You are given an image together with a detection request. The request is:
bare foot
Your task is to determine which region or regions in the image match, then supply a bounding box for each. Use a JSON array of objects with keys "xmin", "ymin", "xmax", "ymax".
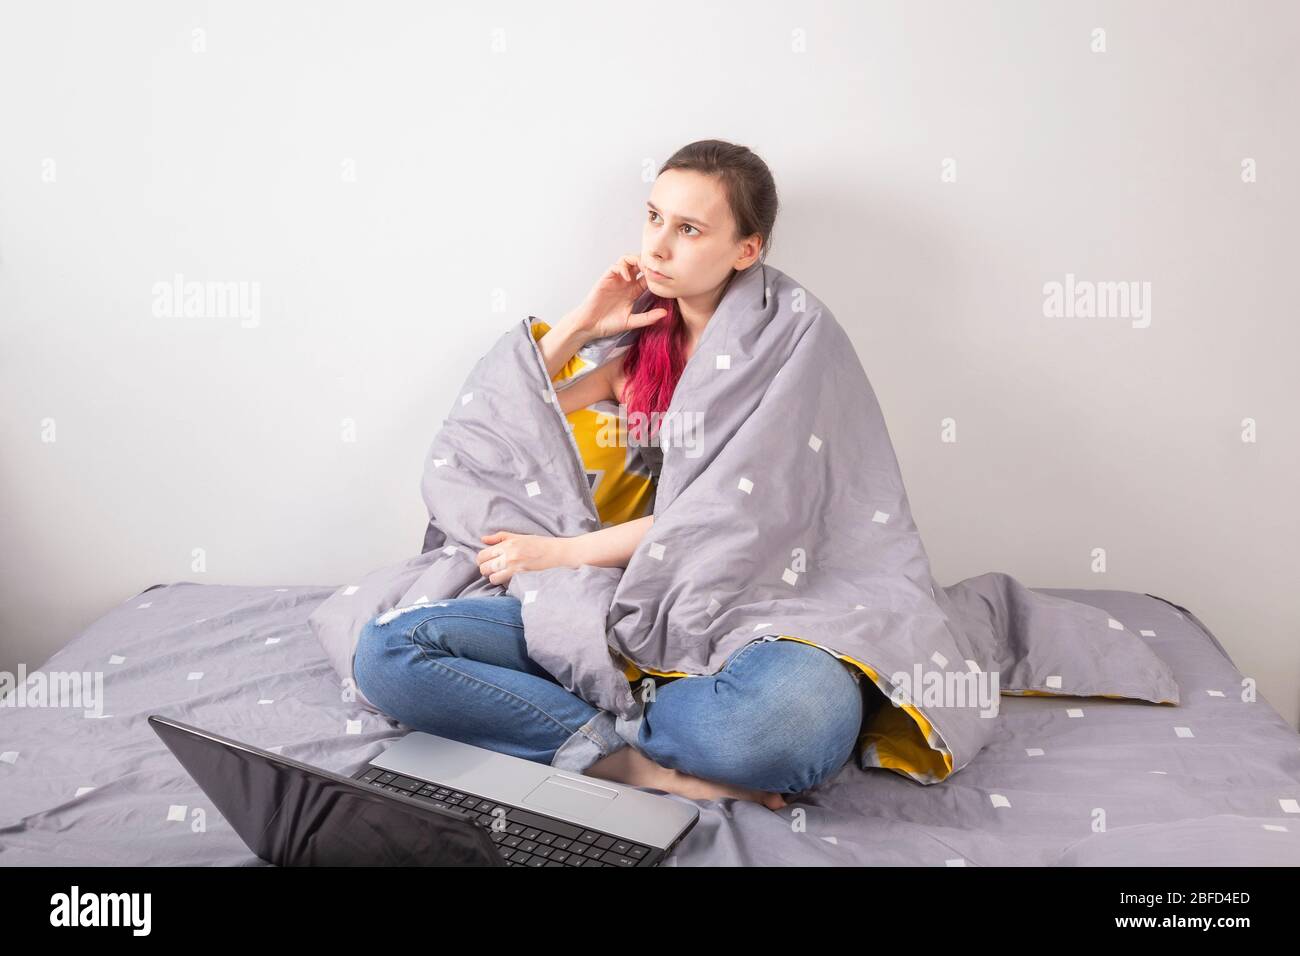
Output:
[{"xmin": 585, "ymin": 745, "xmax": 789, "ymax": 810}]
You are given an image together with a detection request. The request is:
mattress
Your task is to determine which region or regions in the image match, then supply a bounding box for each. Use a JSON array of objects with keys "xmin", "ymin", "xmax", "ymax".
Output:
[{"xmin": 2, "ymin": 581, "xmax": 1298, "ymax": 866}]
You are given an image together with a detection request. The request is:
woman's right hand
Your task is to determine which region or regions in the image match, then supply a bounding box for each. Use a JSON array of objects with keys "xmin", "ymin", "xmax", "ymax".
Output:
[{"xmin": 571, "ymin": 254, "xmax": 670, "ymax": 341}]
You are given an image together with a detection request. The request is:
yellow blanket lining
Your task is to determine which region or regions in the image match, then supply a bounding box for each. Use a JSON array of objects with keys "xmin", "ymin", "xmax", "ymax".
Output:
[{"xmin": 619, "ymin": 636, "xmax": 1176, "ymax": 784}]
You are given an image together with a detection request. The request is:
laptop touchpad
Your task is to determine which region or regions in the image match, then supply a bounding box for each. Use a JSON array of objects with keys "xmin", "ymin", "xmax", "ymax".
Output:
[{"xmin": 522, "ymin": 774, "xmax": 619, "ymax": 819}]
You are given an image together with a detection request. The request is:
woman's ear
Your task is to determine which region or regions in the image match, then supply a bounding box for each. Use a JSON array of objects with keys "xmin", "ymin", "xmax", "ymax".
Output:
[{"xmin": 732, "ymin": 236, "xmax": 763, "ymax": 272}]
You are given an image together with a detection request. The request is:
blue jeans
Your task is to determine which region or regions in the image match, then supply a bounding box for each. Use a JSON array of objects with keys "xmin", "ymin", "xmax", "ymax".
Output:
[{"xmin": 353, "ymin": 595, "xmax": 867, "ymax": 795}]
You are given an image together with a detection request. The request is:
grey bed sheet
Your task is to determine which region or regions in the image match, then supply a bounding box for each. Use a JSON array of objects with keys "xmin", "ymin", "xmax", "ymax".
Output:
[{"xmin": 2, "ymin": 580, "xmax": 1298, "ymax": 866}]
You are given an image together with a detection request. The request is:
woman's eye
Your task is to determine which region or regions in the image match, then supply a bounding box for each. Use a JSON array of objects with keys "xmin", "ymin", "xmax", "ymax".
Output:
[{"xmin": 647, "ymin": 211, "xmax": 695, "ymax": 236}]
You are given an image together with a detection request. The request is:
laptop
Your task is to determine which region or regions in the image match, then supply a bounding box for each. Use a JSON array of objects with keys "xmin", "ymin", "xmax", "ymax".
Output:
[{"xmin": 149, "ymin": 714, "xmax": 699, "ymax": 867}]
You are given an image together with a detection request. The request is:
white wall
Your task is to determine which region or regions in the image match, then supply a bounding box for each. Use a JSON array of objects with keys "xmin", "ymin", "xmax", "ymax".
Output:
[{"xmin": 2, "ymin": 0, "xmax": 1296, "ymax": 727}]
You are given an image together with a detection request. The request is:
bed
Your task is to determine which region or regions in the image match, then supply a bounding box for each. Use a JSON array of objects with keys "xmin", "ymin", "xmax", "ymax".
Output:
[{"xmin": 2, "ymin": 580, "xmax": 1298, "ymax": 866}]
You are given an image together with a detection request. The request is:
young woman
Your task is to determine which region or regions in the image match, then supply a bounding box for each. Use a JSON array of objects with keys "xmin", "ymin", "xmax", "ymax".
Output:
[{"xmin": 353, "ymin": 141, "xmax": 869, "ymax": 810}]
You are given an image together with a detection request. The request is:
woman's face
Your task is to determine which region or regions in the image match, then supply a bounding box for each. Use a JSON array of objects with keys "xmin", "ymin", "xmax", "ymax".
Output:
[{"xmin": 640, "ymin": 168, "xmax": 762, "ymax": 299}]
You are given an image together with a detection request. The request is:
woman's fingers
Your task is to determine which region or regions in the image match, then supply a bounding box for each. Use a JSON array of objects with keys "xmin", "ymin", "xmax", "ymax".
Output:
[
  {"xmin": 626, "ymin": 255, "xmax": 649, "ymax": 293},
  {"xmin": 476, "ymin": 537, "xmax": 507, "ymax": 575},
  {"xmin": 486, "ymin": 555, "xmax": 512, "ymax": 585},
  {"xmin": 628, "ymin": 307, "xmax": 669, "ymax": 328},
  {"xmin": 612, "ymin": 254, "xmax": 642, "ymax": 283}
]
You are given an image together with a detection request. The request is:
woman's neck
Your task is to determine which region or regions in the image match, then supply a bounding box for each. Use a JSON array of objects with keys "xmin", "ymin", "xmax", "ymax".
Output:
[{"xmin": 674, "ymin": 271, "xmax": 736, "ymax": 354}]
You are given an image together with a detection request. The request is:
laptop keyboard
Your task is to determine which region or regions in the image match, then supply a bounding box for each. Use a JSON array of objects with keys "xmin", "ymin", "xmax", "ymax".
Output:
[{"xmin": 356, "ymin": 766, "xmax": 656, "ymax": 866}]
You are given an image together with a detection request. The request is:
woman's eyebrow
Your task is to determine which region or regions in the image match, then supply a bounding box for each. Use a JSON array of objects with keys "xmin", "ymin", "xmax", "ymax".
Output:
[{"xmin": 647, "ymin": 201, "xmax": 710, "ymax": 230}]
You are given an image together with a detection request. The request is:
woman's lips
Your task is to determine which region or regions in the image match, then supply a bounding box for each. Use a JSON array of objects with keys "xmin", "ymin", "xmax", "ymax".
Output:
[{"xmin": 646, "ymin": 267, "xmax": 672, "ymax": 281}]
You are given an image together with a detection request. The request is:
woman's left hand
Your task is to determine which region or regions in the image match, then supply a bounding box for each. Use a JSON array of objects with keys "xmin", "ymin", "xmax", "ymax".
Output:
[{"xmin": 477, "ymin": 531, "xmax": 575, "ymax": 586}]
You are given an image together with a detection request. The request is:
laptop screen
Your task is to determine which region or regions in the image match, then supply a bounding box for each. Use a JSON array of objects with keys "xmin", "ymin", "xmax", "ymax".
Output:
[{"xmin": 149, "ymin": 715, "xmax": 499, "ymax": 866}]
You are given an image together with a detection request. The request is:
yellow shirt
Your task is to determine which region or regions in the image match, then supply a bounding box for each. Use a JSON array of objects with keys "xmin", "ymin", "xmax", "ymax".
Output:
[{"xmin": 530, "ymin": 322, "xmax": 656, "ymax": 528}]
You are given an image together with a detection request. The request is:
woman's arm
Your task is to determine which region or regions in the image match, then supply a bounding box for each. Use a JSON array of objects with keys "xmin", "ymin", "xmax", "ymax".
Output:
[
  {"xmin": 565, "ymin": 515, "xmax": 654, "ymax": 569},
  {"xmin": 478, "ymin": 513, "xmax": 653, "ymax": 584},
  {"xmin": 537, "ymin": 309, "xmax": 595, "ymax": 381},
  {"xmin": 553, "ymin": 358, "xmax": 617, "ymax": 415}
]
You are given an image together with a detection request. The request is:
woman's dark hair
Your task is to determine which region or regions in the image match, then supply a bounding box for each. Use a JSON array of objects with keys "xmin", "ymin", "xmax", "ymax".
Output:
[{"xmin": 622, "ymin": 140, "xmax": 779, "ymax": 445}]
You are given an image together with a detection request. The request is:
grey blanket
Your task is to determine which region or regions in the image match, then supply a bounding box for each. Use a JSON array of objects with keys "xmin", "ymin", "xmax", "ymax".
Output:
[{"xmin": 309, "ymin": 261, "xmax": 1179, "ymax": 784}]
